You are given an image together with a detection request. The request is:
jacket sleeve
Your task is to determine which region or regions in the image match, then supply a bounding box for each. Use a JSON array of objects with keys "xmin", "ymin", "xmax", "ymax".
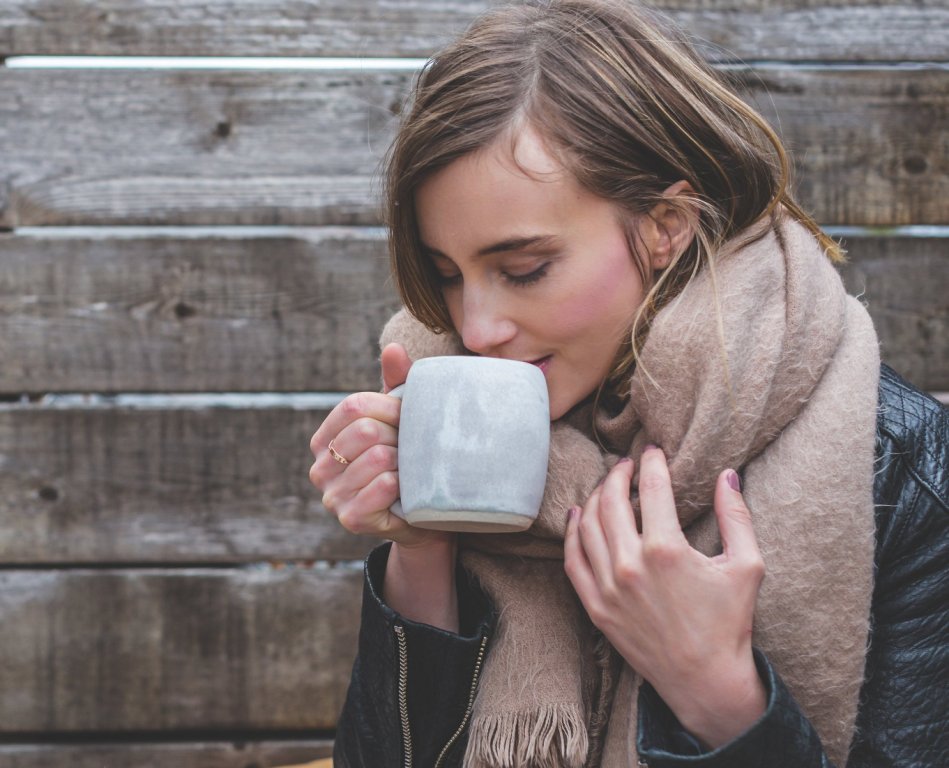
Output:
[
  {"xmin": 334, "ymin": 542, "xmax": 495, "ymax": 768},
  {"xmin": 636, "ymin": 649, "xmax": 833, "ymax": 767},
  {"xmin": 637, "ymin": 366, "xmax": 949, "ymax": 768}
]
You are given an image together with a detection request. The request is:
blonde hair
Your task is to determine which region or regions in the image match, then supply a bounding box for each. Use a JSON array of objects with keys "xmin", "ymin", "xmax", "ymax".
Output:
[{"xmin": 385, "ymin": 0, "xmax": 841, "ymax": 398}]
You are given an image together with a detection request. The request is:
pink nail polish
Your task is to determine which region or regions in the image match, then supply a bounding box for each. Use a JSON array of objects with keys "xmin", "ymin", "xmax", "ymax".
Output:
[
  {"xmin": 727, "ymin": 469, "xmax": 742, "ymax": 492},
  {"xmin": 618, "ymin": 456, "xmax": 632, "ymax": 464},
  {"xmin": 644, "ymin": 443, "xmax": 660, "ymax": 452}
]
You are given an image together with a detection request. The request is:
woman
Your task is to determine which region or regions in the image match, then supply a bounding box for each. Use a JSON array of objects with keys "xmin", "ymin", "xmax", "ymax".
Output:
[{"xmin": 309, "ymin": 1, "xmax": 948, "ymax": 766}]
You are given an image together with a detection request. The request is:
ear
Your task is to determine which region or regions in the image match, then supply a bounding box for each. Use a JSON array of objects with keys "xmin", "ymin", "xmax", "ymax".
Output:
[{"xmin": 637, "ymin": 180, "xmax": 696, "ymax": 271}]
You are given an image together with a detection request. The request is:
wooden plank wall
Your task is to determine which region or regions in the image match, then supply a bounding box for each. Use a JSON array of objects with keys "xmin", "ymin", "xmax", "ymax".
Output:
[{"xmin": 0, "ymin": 1, "xmax": 946, "ymax": 765}]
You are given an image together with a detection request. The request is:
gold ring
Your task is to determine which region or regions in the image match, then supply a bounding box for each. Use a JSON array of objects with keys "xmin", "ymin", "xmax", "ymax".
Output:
[{"xmin": 328, "ymin": 439, "xmax": 350, "ymax": 466}]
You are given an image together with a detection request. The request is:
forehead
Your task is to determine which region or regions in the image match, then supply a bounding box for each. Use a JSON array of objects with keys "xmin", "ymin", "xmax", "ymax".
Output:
[
  {"xmin": 413, "ymin": 126, "xmax": 594, "ymax": 251},
  {"xmin": 507, "ymin": 123, "xmax": 565, "ymax": 177}
]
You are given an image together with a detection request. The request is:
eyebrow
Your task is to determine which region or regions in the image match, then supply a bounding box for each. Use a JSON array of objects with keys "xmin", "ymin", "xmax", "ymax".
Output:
[{"xmin": 421, "ymin": 234, "xmax": 560, "ymax": 259}]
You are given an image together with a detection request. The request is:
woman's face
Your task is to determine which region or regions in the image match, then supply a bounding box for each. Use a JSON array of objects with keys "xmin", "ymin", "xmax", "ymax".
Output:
[{"xmin": 414, "ymin": 126, "xmax": 663, "ymax": 419}]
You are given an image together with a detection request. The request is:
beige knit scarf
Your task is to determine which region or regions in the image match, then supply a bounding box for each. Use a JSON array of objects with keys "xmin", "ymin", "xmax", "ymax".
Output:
[{"xmin": 380, "ymin": 213, "xmax": 880, "ymax": 767}]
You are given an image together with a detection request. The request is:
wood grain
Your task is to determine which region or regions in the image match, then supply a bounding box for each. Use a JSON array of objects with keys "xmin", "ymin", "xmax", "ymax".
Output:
[
  {"xmin": 0, "ymin": 236, "xmax": 943, "ymax": 566},
  {"xmin": 0, "ymin": 568, "xmax": 362, "ymax": 731},
  {"xmin": 0, "ymin": 229, "xmax": 400, "ymax": 392},
  {"xmin": 0, "ymin": 0, "xmax": 945, "ymax": 61},
  {"xmin": 0, "ymin": 403, "xmax": 379, "ymax": 564},
  {"xmin": 0, "ymin": 231, "xmax": 944, "ymax": 396},
  {"xmin": 0, "ymin": 66, "xmax": 945, "ymax": 227},
  {"xmin": 0, "ymin": 741, "xmax": 333, "ymax": 768},
  {"xmin": 729, "ymin": 65, "xmax": 948, "ymax": 227},
  {"xmin": 0, "ymin": 68, "xmax": 410, "ymax": 227},
  {"xmin": 837, "ymin": 234, "xmax": 949, "ymax": 391}
]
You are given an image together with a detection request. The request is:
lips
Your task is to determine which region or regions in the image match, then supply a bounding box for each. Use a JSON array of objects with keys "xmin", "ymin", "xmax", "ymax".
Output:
[{"xmin": 527, "ymin": 355, "xmax": 552, "ymax": 374}]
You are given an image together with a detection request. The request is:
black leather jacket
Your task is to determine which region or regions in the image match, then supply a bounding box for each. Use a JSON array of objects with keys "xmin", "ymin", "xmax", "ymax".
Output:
[{"xmin": 334, "ymin": 365, "xmax": 949, "ymax": 768}]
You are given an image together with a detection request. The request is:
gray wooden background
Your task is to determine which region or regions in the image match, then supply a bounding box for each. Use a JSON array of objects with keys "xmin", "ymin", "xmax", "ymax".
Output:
[{"xmin": 0, "ymin": 1, "xmax": 946, "ymax": 765}]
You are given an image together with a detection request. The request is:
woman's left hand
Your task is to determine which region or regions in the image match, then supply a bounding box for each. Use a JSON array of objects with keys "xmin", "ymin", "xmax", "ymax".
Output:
[{"xmin": 564, "ymin": 445, "xmax": 767, "ymax": 748}]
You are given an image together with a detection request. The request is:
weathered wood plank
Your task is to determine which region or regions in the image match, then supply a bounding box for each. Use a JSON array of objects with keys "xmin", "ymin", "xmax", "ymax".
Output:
[
  {"xmin": 0, "ymin": 229, "xmax": 399, "ymax": 392},
  {"xmin": 0, "ymin": 66, "xmax": 945, "ymax": 227},
  {"xmin": 730, "ymin": 65, "xmax": 948, "ymax": 227},
  {"xmin": 0, "ymin": 403, "xmax": 379, "ymax": 563},
  {"xmin": 0, "ymin": 568, "xmax": 362, "ymax": 731},
  {"xmin": 1, "ymin": 232, "xmax": 945, "ymax": 395},
  {"xmin": 0, "ymin": 741, "xmax": 332, "ymax": 768},
  {"xmin": 0, "ymin": 236, "xmax": 943, "ymax": 565},
  {"xmin": 0, "ymin": 69, "xmax": 410, "ymax": 227},
  {"xmin": 0, "ymin": 0, "xmax": 945, "ymax": 61},
  {"xmin": 837, "ymin": 235, "xmax": 949, "ymax": 392}
]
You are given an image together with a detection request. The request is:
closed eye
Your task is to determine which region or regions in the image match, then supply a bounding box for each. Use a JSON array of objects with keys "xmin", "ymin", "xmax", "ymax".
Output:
[
  {"xmin": 435, "ymin": 271, "xmax": 462, "ymax": 287},
  {"xmin": 504, "ymin": 263, "xmax": 550, "ymax": 286}
]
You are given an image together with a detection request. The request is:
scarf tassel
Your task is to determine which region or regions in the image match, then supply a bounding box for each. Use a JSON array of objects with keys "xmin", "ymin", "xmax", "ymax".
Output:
[{"xmin": 463, "ymin": 704, "xmax": 589, "ymax": 768}]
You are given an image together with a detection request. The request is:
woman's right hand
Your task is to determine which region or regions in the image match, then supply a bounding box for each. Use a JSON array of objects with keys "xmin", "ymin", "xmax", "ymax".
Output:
[{"xmin": 309, "ymin": 343, "xmax": 452, "ymax": 549}]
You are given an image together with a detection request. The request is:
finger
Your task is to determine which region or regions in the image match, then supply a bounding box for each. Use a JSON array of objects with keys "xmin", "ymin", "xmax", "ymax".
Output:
[
  {"xmin": 714, "ymin": 469, "xmax": 763, "ymax": 568},
  {"xmin": 563, "ymin": 506, "xmax": 601, "ymax": 606},
  {"xmin": 309, "ymin": 420, "xmax": 398, "ymax": 493},
  {"xmin": 598, "ymin": 458, "xmax": 642, "ymax": 562},
  {"xmin": 638, "ymin": 445, "xmax": 686, "ymax": 545},
  {"xmin": 310, "ymin": 391, "xmax": 402, "ymax": 457},
  {"xmin": 381, "ymin": 343, "xmax": 413, "ymax": 393},
  {"xmin": 575, "ymin": 485, "xmax": 617, "ymax": 591},
  {"xmin": 337, "ymin": 470, "xmax": 405, "ymax": 537},
  {"xmin": 332, "ymin": 443, "xmax": 399, "ymax": 498},
  {"xmin": 330, "ymin": 418, "xmax": 399, "ymax": 466}
]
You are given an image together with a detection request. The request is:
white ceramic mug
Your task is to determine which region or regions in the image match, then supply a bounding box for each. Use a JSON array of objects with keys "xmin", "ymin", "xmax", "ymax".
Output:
[{"xmin": 389, "ymin": 356, "xmax": 550, "ymax": 533}]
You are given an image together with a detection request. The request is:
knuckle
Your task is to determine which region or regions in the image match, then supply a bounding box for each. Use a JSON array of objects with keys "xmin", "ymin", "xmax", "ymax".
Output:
[
  {"xmin": 638, "ymin": 469, "xmax": 667, "ymax": 494},
  {"xmin": 366, "ymin": 444, "xmax": 392, "ymax": 470},
  {"xmin": 336, "ymin": 507, "xmax": 360, "ymax": 533},
  {"xmin": 321, "ymin": 490, "xmax": 337, "ymax": 513},
  {"xmin": 743, "ymin": 554, "xmax": 766, "ymax": 580},
  {"xmin": 355, "ymin": 417, "xmax": 378, "ymax": 444},
  {"xmin": 613, "ymin": 558, "xmax": 640, "ymax": 587},
  {"xmin": 587, "ymin": 602, "xmax": 610, "ymax": 628},
  {"xmin": 309, "ymin": 431, "xmax": 322, "ymax": 456},
  {"xmin": 340, "ymin": 393, "xmax": 366, "ymax": 419},
  {"xmin": 577, "ymin": 515, "xmax": 596, "ymax": 538},
  {"xmin": 378, "ymin": 470, "xmax": 400, "ymax": 496},
  {"xmin": 642, "ymin": 539, "xmax": 681, "ymax": 566},
  {"xmin": 599, "ymin": 490, "xmax": 629, "ymax": 515},
  {"xmin": 309, "ymin": 462, "xmax": 326, "ymax": 490},
  {"xmin": 726, "ymin": 500, "xmax": 752, "ymax": 522}
]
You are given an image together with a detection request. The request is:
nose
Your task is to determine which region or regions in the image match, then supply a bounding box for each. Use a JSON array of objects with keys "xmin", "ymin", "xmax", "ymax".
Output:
[{"xmin": 457, "ymin": 286, "xmax": 518, "ymax": 355}]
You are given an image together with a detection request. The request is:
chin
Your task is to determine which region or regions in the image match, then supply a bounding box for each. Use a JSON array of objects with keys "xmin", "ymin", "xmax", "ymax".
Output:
[{"xmin": 547, "ymin": 398, "xmax": 571, "ymax": 421}]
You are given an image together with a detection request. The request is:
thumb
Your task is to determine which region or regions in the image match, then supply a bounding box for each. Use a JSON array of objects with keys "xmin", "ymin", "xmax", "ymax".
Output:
[
  {"xmin": 713, "ymin": 469, "xmax": 761, "ymax": 564},
  {"xmin": 381, "ymin": 343, "xmax": 412, "ymax": 393}
]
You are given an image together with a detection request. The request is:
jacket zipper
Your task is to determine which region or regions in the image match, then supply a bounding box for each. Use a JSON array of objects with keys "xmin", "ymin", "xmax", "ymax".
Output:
[
  {"xmin": 394, "ymin": 625, "xmax": 490, "ymax": 768},
  {"xmin": 433, "ymin": 633, "xmax": 490, "ymax": 768},
  {"xmin": 394, "ymin": 624, "xmax": 413, "ymax": 768}
]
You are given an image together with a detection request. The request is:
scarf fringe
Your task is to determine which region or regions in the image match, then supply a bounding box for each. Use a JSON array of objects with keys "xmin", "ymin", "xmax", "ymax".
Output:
[{"xmin": 463, "ymin": 704, "xmax": 589, "ymax": 768}]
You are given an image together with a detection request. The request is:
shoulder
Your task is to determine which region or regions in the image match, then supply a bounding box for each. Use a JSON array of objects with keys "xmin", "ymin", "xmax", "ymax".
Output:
[
  {"xmin": 872, "ymin": 363, "xmax": 948, "ymax": 595},
  {"xmin": 874, "ymin": 363, "xmax": 948, "ymax": 519},
  {"xmin": 853, "ymin": 374, "xmax": 949, "ymax": 764}
]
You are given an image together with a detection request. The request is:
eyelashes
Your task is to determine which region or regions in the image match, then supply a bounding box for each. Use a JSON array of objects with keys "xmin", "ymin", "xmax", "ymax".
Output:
[
  {"xmin": 504, "ymin": 263, "xmax": 550, "ymax": 286},
  {"xmin": 435, "ymin": 272, "xmax": 462, "ymax": 287},
  {"xmin": 436, "ymin": 262, "xmax": 551, "ymax": 288}
]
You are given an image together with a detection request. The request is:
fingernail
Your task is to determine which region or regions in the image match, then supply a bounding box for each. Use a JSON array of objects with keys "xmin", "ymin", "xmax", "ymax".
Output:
[
  {"xmin": 568, "ymin": 505, "xmax": 580, "ymax": 520},
  {"xmin": 644, "ymin": 443, "xmax": 660, "ymax": 452},
  {"xmin": 618, "ymin": 456, "xmax": 632, "ymax": 464},
  {"xmin": 727, "ymin": 469, "xmax": 742, "ymax": 492}
]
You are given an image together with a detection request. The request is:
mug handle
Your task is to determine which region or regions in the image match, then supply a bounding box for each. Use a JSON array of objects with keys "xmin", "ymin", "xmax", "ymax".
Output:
[{"xmin": 386, "ymin": 384, "xmax": 406, "ymax": 520}]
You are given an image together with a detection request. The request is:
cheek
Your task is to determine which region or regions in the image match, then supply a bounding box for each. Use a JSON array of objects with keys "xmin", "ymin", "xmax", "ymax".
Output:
[
  {"xmin": 553, "ymin": 289, "xmax": 612, "ymax": 337},
  {"xmin": 556, "ymin": 254, "xmax": 643, "ymax": 339}
]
